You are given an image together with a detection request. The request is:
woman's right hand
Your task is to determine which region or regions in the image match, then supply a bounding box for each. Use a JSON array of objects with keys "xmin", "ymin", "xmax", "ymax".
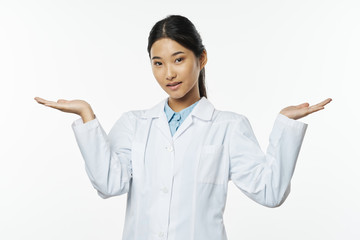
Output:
[{"xmin": 34, "ymin": 97, "xmax": 95, "ymax": 122}]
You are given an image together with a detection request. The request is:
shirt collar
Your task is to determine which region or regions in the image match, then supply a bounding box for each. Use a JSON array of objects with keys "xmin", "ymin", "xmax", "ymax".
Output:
[
  {"xmin": 164, "ymin": 99, "xmax": 199, "ymax": 122},
  {"xmin": 141, "ymin": 96, "xmax": 215, "ymax": 121},
  {"xmin": 164, "ymin": 100, "xmax": 176, "ymax": 121}
]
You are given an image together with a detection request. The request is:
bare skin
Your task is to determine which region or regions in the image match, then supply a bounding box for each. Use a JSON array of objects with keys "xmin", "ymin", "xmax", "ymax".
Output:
[
  {"xmin": 279, "ymin": 98, "xmax": 332, "ymax": 120},
  {"xmin": 150, "ymin": 38, "xmax": 207, "ymax": 112},
  {"xmin": 34, "ymin": 96, "xmax": 332, "ymax": 123},
  {"xmin": 34, "ymin": 38, "xmax": 332, "ymax": 121},
  {"xmin": 34, "ymin": 97, "xmax": 95, "ymax": 123}
]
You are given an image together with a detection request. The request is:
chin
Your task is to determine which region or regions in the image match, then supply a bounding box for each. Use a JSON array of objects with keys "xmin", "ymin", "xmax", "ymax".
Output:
[
  {"xmin": 164, "ymin": 90, "xmax": 183, "ymax": 99},
  {"xmin": 168, "ymin": 94, "xmax": 185, "ymax": 100}
]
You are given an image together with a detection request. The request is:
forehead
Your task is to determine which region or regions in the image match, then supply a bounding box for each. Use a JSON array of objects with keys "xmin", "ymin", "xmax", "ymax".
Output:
[{"xmin": 150, "ymin": 38, "xmax": 190, "ymax": 58}]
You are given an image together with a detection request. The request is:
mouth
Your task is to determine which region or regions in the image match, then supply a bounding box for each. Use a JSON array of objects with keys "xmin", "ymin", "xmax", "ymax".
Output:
[
  {"xmin": 166, "ymin": 81, "xmax": 182, "ymax": 86},
  {"xmin": 166, "ymin": 81, "xmax": 182, "ymax": 90}
]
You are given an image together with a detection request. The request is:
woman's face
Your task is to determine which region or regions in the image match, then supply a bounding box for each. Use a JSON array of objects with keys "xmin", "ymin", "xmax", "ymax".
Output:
[{"xmin": 150, "ymin": 38, "xmax": 207, "ymax": 103}]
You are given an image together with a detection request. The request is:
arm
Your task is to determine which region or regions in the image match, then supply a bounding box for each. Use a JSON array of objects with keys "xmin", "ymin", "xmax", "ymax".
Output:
[
  {"xmin": 229, "ymin": 113, "xmax": 307, "ymax": 208},
  {"xmin": 34, "ymin": 97, "xmax": 135, "ymax": 198},
  {"xmin": 71, "ymin": 112, "xmax": 134, "ymax": 199}
]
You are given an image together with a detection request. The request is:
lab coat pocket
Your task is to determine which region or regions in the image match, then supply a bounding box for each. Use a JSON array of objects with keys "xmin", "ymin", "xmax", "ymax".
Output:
[{"xmin": 198, "ymin": 144, "xmax": 226, "ymax": 184}]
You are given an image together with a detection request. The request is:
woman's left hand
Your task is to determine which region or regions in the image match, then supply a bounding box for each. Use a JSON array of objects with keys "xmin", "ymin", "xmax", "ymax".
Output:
[{"xmin": 280, "ymin": 98, "xmax": 332, "ymax": 120}]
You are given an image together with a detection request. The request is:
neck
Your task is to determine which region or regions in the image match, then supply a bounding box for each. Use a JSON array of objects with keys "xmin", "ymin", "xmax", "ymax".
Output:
[{"xmin": 168, "ymin": 95, "xmax": 201, "ymax": 112}]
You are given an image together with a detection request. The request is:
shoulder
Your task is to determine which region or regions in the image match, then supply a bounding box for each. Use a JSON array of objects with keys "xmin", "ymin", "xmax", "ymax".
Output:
[
  {"xmin": 115, "ymin": 101, "xmax": 160, "ymax": 125},
  {"xmin": 123, "ymin": 110, "xmax": 144, "ymax": 120},
  {"xmin": 211, "ymin": 109, "xmax": 256, "ymax": 140},
  {"xmin": 113, "ymin": 110, "xmax": 144, "ymax": 131},
  {"xmin": 212, "ymin": 109, "xmax": 249, "ymax": 124}
]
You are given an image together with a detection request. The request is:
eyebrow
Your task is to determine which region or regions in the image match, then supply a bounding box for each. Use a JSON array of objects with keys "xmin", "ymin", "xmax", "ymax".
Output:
[{"xmin": 151, "ymin": 51, "xmax": 185, "ymax": 60}]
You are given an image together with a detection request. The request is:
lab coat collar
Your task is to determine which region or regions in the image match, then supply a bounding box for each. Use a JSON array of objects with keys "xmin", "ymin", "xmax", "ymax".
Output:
[{"xmin": 141, "ymin": 96, "xmax": 215, "ymax": 121}]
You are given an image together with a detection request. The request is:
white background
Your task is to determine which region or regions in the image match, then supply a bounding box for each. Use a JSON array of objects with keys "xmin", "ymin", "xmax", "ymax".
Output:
[{"xmin": 1, "ymin": 0, "xmax": 359, "ymax": 239}]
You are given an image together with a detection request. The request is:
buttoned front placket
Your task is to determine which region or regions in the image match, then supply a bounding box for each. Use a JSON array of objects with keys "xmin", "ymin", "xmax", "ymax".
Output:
[
  {"xmin": 151, "ymin": 111, "xmax": 176, "ymax": 240},
  {"xmin": 145, "ymin": 98, "xmax": 203, "ymax": 240},
  {"xmin": 157, "ymin": 140, "xmax": 175, "ymax": 240}
]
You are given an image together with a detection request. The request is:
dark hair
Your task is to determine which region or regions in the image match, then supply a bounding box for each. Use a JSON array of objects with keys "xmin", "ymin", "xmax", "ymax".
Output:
[{"xmin": 147, "ymin": 15, "xmax": 207, "ymax": 98}]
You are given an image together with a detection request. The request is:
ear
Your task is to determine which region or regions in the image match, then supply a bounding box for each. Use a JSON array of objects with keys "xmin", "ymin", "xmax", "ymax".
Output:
[{"xmin": 199, "ymin": 50, "xmax": 208, "ymax": 70}]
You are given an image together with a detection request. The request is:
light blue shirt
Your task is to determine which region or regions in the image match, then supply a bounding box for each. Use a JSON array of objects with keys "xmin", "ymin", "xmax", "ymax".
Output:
[{"xmin": 164, "ymin": 99, "xmax": 199, "ymax": 136}]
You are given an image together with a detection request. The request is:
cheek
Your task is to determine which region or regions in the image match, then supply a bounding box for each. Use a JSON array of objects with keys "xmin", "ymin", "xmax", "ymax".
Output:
[
  {"xmin": 185, "ymin": 62, "xmax": 199, "ymax": 80},
  {"xmin": 152, "ymin": 68, "xmax": 162, "ymax": 81},
  {"xmin": 179, "ymin": 63, "xmax": 194, "ymax": 77}
]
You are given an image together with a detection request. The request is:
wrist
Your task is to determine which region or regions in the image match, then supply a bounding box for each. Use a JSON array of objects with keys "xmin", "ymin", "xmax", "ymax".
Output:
[{"xmin": 80, "ymin": 108, "xmax": 95, "ymax": 123}]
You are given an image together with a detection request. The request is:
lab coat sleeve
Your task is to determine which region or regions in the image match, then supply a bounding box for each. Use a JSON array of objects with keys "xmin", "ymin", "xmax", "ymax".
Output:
[
  {"xmin": 71, "ymin": 112, "xmax": 134, "ymax": 199},
  {"xmin": 229, "ymin": 113, "xmax": 308, "ymax": 208}
]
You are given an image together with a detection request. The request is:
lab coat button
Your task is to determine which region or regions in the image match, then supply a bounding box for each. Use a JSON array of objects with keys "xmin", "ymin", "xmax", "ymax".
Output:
[
  {"xmin": 166, "ymin": 146, "xmax": 173, "ymax": 152},
  {"xmin": 158, "ymin": 232, "xmax": 164, "ymax": 237},
  {"xmin": 161, "ymin": 187, "xmax": 168, "ymax": 193}
]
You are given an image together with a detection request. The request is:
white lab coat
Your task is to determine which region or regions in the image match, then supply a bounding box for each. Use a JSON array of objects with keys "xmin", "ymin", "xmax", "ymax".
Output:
[{"xmin": 71, "ymin": 96, "xmax": 307, "ymax": 240}]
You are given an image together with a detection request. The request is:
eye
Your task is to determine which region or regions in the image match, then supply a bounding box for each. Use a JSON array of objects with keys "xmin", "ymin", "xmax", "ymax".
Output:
[
  {"xmin": 175, "ymin": 58, "xmax": 183, "ymax": 63},
  {"xmin": 154, "ymin": 61, "xmax": 162, "ymax": 66}
]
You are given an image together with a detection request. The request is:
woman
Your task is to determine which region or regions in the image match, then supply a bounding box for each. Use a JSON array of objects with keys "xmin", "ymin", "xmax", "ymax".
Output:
[{"xmin": 34, "ymin": 15, "xmax": 331, "ymax": 240}]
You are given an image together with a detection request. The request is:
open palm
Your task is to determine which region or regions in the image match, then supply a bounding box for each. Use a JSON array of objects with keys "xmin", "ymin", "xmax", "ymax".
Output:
[
  {"xmin": 34, "ymin": 97, "xmax": 92, "ymax": 116},
  {"xmin": 280, "ymin": 98, "xmax": 332, "ymax": 120}
]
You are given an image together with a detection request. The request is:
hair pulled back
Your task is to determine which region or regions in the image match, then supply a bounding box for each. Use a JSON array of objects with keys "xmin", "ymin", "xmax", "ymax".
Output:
[{"xmin": 147, "ymin": 15, "xmax": 207, "ymax": 98}]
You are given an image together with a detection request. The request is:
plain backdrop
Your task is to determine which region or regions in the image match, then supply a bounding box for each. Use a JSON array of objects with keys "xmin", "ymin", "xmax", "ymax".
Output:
[{"xmin": 1, "ymin": 0, "xmax": 359, "ymax": 239}]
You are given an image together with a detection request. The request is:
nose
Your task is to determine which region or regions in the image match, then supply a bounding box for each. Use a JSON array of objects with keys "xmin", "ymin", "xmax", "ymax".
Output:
[{"xmin": 166, "ymin": 66, "xmax": 176, "ymax": 80}]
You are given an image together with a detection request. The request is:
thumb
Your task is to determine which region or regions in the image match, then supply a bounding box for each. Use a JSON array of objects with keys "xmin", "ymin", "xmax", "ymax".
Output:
[
  {"xmin": 57, "ymin": 99, "xmax": 68, "ymax": 104},
  {"xmin": 297, "ymin": 102, "xmax": 309, "ymax": 108}
]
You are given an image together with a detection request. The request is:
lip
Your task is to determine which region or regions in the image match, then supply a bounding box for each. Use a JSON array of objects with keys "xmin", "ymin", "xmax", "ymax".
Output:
[{"xmin": 166, "ymin": 81, "xmax": 182, "ymax": 90}]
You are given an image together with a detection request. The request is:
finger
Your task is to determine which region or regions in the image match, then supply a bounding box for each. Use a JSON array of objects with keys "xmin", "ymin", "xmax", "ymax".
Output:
[
  {"xmin": 44, "ymin": 101, "xmax": 63, "ymax": 109},
  {"xmin": 57, "ymin": 99, "xmax": 68, "ymax": 104},
  {"xmin": 311, "ymin": 98, "xmax": 332, "ymax": 108},
  {"xmin": 322, "ymin": 98, "xmax": 332, "ymax": 106},
  {"xmin": 317, "ymin": 98, "xmax": 332, "ymax": 107},
  {"xmin": 34, "ymin": 97, "xmax": 48, "ymax": 104},
  {"xmin": 34, "ymin": 97, "xmax": 57, "ymax": 105},
  {"xmin": 35, "ymin": 98, "xmax": 55, "ymax": 106},
  {"xmin": 308, "ymin": 106, "xmax": 325, "ymax": 114}
]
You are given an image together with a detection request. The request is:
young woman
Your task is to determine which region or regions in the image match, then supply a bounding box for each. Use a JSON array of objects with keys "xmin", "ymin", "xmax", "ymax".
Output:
[{"xmin": 34, "ymin": 15, "xmax": 331, "ymax": 240}]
